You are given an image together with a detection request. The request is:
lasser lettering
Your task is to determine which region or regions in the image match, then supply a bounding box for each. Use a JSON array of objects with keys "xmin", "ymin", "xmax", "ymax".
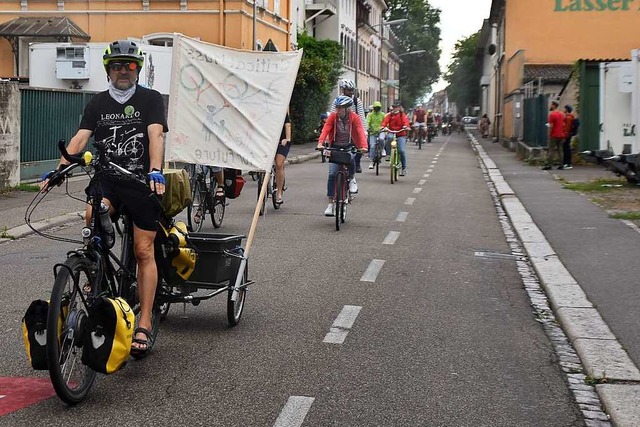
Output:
[{"xmin": 555, "ymin": 0, "xmax": 636, "ymax": 11}]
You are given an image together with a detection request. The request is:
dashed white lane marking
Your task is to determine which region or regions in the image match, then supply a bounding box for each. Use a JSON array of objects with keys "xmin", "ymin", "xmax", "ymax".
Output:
[
  {"xmin": 418, "ymin": 179, "xmax": 427, "ymax": 185},
  {"xmin": 423, "ymin": 173, "xmax": 430, "ymax": 178},
  {"xmin": 323, "ymin": 305, "xmax": 362, "ymax": 344},
  {"xmin": 395, "ymin": 211, "xmax": 408, "ymax": 222},
  {"xmin": 383, "ymin": 231, "xmax": 400, "ymax": 245},
  {"xmin": 431, "ymin": 161, "xmax": 437, "ymax": 165},
  {"xmin": 360, "ymin": 259, "xmax": 385, "ymax": 282},
  {"xmin": 412, "ymin": 187, "xmax": 422, "ymax": 194},
  {"xmin": 427, "ymin": 168, "xmax": 433, "ymax": 173},
  {"xmin": 274, "ymin": 396, "xmax": 315, "ymax": 427},
  {"xmin": 405, "ymin": 197, "xmax": 416, "ymax": 205}
]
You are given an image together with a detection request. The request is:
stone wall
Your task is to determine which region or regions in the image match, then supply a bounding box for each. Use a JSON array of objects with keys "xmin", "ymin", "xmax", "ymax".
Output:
[{"xmin": 0, "ymin": 82, "xmax": 20, "ymax": 190}]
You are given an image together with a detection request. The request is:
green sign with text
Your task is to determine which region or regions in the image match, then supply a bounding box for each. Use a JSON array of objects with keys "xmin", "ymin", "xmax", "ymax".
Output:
[{"xmin": 555, "ymin": 0, "xmax": 637, "ymax": 11}]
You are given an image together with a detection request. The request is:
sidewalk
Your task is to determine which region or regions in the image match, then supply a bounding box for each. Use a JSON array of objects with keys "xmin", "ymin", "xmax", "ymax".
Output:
[
  {"xmin": 0, "ymin": 142, "xmax": 321, "ymax": 242},
  {"xmin": 471, "ymin": 130, "xmax": 640, "ymax": 425}
]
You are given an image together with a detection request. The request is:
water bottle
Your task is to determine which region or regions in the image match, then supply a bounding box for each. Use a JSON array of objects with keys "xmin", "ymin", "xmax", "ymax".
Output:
[{"xmin": 99, "ymin": 202, "xmax": 115, "ymax": 249}]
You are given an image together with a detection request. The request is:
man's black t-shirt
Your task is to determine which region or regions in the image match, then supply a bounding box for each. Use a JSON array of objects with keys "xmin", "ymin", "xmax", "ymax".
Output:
[{"xmin": 79, "ymin": 85, "xmax": 168, "ymax": 176}]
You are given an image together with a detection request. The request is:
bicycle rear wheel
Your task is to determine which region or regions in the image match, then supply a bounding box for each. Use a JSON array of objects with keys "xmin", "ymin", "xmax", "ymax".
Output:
[
  {"xmin": 47, "ymin": 256, "xmax": 98, "ymax": 405},
  {"xmin": 211, "ymin": 195, "xmax": 225, "ymax": 228},
  {"xmin": 188, "ymin": 180, "xmax": 205, "ymax": 232},
  {"xmin": 271, "ymin": 168, "xmax": 280, "ymax": 210},
  {"xmin": 257, "ymin": 173, "xmax": 268, "ymax": 216},
  {"xmin": 227, "ymin": 251, "xmax": 247, "ymax": 326}
]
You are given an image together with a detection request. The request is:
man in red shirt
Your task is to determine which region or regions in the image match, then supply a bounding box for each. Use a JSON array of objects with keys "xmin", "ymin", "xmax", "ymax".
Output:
[{"xmin": 543, "ymin": 101, "xmax": 566, "ymax": 170}]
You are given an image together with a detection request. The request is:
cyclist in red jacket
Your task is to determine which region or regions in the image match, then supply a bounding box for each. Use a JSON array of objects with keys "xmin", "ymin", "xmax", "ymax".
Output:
[
  {"xmin": 380, "ymin": 100, "xmax": 411, "ymax": 176},
  {"xmin": 317, "ymin": 95, "xmax": 368, "ymax": 216}
]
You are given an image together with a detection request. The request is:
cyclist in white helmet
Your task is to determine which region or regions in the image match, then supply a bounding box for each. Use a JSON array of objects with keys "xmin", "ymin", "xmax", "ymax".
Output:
[{"xmin": 329, "ymin": 79, "xmax": 366, "ymax": 174}]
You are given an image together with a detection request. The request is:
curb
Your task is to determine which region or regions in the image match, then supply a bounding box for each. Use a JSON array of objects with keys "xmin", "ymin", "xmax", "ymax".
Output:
[
  {"xmin": 0, "ymin": 152, "xmax": 321, "ymax": 244},
  {"xmin": 469, "ymin": 133, "xmax": 640, "ymax": 425},
  {"xmin": 1, "ymin": 211, "xmax": 84, "ymax": 244}
]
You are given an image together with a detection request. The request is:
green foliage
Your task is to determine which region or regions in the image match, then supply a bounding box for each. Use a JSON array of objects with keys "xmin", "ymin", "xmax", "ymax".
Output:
[
  {"xmin": 385, "ymin": 0, "xmax": 441, "ymax": 105},
  {"xmin": 444, "ymin": 32, "xmax": 481, "ymax": 113},
  {"xmin": 290, "ymin": 33, "xmax": 343, "ymax": 143}
]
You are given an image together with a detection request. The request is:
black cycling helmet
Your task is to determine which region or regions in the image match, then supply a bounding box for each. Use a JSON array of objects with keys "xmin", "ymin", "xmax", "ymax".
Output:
[
  {"xmin": 103, "ymin": 40, "xmax": 144, "ymax": 72},
  {"xmin": 392, "ymin": 100, "xmax": 402, "ymax": 107}
]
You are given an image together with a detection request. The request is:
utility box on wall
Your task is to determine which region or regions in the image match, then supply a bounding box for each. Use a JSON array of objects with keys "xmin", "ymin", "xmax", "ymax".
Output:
[{"xmin": 55, "ymin": 46, "xmax": 89, "ymax": 79}]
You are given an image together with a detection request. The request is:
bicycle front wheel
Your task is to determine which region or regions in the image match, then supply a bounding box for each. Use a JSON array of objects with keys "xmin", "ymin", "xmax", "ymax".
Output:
[
  {"xmin": 47, "ymin": 256, "xmax": 99, "ymax": 405},
  {"xmin": 188, "ymin": 180, "xmax": 205, "ymax": 232},
  {"xmin": 335, "ymin": 173, "xmax": 344, "ymax": 231},
  {"xmin": 390, "ymin": 148, "xmax": 396, "ymax": 184}
]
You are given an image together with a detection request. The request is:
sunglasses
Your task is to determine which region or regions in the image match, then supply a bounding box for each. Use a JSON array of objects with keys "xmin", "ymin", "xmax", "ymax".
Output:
[{"xmin": 108, "ymin": 62, "xmax": 138, "ymax": 72}]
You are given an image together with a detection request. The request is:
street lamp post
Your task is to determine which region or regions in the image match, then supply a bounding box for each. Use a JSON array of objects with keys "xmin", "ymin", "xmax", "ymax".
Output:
[{"xmin": 377, "ymin": 19, "xmax": 407, "ymax": 110}]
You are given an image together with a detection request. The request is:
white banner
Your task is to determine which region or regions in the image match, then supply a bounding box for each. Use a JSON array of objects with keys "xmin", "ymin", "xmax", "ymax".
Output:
[{"xmin": 166, "ymin": 34, "xmax": 302, "ymax": 171}]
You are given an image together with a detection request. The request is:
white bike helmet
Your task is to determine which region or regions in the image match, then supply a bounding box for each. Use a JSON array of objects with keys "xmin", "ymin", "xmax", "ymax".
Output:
[{"xmin": 339, "ymin": 79, "xmax": 356, "ymax": 90}]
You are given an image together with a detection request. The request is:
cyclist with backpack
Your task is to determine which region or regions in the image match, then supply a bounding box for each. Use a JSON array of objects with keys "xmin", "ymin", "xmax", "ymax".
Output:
[
  {"xmin": 329, "ymin": 79, "xmax": 367, "ymax": 173},
  {"xmin": 317, "ymin": 96, "xmax": 368, "ymax": 216}
]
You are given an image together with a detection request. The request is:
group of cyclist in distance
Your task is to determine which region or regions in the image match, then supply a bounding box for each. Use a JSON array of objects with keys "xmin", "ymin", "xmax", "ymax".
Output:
[{"xmin": 318, "ymin": 79, "xmax": 449, "ymax": 216}]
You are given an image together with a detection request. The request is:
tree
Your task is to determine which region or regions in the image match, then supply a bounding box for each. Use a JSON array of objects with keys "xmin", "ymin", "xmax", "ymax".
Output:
[
  {"xmin": 444, "ymin": 32, "xmax": 481, "ymax": 114},
  {"xmin": 385, "ymin": 0, "xmax": 441, "ymax": 105},
  {"xmin": 290, "ymin": 33, "xmax": 343, "ymax": 143}
]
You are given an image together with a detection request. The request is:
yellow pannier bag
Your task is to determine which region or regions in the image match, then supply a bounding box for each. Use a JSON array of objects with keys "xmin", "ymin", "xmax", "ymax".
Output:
[
  {"xmin": 81, "ymin": 297, "xmax": 134, "ymax": 374},
  {"xmin": 160, "ymin": 169, "xmax": 192, "ymax": 218}
]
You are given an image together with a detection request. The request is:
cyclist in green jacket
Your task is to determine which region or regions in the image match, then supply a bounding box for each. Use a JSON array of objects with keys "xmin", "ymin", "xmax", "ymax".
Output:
[{"xmin": 366, "ymin": 101, "xmax": 386, "ymax": 169}]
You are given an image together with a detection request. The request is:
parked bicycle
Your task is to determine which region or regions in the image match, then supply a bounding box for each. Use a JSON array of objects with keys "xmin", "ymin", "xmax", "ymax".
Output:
[
  {"xmin": 186, "ymin": 164, "xmax": 225, "ymax": 231},
  {"xmin": 321, "ymin": 144, "xmax": 357, "ymax": 231}
]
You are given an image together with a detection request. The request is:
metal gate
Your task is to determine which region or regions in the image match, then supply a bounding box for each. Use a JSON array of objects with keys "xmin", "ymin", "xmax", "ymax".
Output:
[
  {"xmin": 20, "ymin": 87, "xmax": 95, "ymax": 180},
  {"xmin": 523, "ymin": 94, "xmax": 549, "ymax": 147}
]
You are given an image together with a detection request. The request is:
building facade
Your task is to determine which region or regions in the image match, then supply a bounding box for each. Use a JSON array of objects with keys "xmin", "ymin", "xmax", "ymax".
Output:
[
  {"xmin": 485, "ymin": 0, "xmax": 640, "ymax": 143},
  {"xmin": 0, "ymin": 0, "xmax": 291, "ymax": 78}
]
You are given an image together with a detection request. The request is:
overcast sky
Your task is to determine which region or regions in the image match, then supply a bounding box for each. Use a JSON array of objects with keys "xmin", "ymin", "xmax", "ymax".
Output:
[{"xmin": 428, "ymin": 0, "xmax": 492, "ymax": 94}]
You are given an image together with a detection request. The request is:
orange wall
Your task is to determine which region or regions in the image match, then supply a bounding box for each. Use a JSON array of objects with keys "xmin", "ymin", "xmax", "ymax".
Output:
[
  {"xmin": 0, "ymin": 0, "xmax": 289, "ymax": 77},
  {"xmin": 506, "ymin": 0, "xmax": 640, "ymax": 64}
]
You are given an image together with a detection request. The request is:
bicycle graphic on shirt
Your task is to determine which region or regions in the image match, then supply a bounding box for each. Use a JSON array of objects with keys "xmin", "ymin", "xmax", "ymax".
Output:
[{"xmin": 99, "ymin": 125, "xmax": 145, "ymax": 170}]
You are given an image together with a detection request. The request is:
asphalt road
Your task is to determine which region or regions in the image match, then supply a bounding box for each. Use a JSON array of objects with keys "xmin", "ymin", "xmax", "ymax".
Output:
[{"xmin": 0, "ymin": 132, "xmax": 584, "ymax": 426}]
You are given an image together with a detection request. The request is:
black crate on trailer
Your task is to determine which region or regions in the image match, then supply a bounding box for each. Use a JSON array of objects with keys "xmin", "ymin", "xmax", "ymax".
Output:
[{"xmin": 186, "ymin": 233, "xmax": 245, "ymax": 286}]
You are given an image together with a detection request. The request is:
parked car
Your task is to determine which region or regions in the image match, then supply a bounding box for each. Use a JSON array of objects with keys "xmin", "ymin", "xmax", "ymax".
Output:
[{"xmin": 462, "ymin": 116, "xmax": 479, "ymax": 125}]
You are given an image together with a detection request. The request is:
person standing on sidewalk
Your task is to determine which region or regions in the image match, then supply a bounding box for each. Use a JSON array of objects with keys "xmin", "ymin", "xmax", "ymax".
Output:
[
  {"xmin": 543, "ymin": 101, "xmax": 566, "ymax": 170},
  {"xmin": 562, "ymin": 105, "xmax": 579, "ymax": 170}
]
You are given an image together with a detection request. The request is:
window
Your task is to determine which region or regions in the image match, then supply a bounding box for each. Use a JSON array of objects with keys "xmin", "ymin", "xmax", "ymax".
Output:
[{"xmin": 143, "ymin": 33, "xmax": 174, "ymax": 47}]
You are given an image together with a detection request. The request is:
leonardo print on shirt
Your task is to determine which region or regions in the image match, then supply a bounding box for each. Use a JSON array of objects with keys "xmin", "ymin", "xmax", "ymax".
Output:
[{"xmin": 96, "ymin": 104, "xmax": 145, "ymax": 174}]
